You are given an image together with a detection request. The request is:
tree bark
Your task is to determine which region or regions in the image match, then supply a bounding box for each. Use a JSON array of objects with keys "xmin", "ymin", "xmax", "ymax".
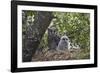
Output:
[{"xmin": 22, "ymin": 11, "xmax": 53, "ymax": 62}]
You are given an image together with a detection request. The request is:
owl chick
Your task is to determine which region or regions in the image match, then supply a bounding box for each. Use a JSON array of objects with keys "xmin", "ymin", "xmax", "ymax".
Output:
[{"xmin": 57, "ymin": 35, "xmax": 70, "ymax": 52}]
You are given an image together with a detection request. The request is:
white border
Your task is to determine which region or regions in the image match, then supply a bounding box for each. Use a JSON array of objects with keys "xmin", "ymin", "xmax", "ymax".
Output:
[{"xmin": 18, "ymin": 5, "xmax": 94, "ymax": 68}]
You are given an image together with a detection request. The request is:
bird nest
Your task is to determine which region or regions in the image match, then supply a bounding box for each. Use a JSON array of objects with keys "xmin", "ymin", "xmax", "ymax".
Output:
[{"xmin": 32, "ymin": 49, "xmax": 81, "ymax": 62}]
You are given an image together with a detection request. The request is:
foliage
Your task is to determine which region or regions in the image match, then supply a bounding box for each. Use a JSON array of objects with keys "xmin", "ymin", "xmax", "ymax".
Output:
[{"xmin": 52, "ymin": 12, "xmax": 90, "ymax": 49}]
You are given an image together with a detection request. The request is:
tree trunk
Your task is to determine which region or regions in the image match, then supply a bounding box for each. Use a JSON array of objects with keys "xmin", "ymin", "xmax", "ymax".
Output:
[{"xmin": 22, "ymin": 11, "xmax": 53, "ymax": 62}]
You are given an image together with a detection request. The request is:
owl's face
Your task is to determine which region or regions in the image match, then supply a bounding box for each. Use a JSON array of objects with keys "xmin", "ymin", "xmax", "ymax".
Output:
[
  {"xmin": 61, "ymin": 36, "xmax": 69, "ymax": 43},
  {"xmin": 48, "ymin": 27, "xmax": 57, "ymax": 35}
]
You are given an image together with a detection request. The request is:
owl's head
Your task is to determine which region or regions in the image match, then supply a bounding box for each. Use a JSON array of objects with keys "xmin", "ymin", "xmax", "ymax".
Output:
[{"xmin": 61, "ymin": 35, "xmax": 69, "ymax": 42}]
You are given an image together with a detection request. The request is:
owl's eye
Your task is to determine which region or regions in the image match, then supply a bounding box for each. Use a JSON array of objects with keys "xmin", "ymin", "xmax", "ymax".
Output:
[
  {"xmin": 62, "ymin": 38, "xmax": 68, "ymax": 41},
  {"xmin": 62, "ymin": 38, "xmax": 66, "ymax": 40}
]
